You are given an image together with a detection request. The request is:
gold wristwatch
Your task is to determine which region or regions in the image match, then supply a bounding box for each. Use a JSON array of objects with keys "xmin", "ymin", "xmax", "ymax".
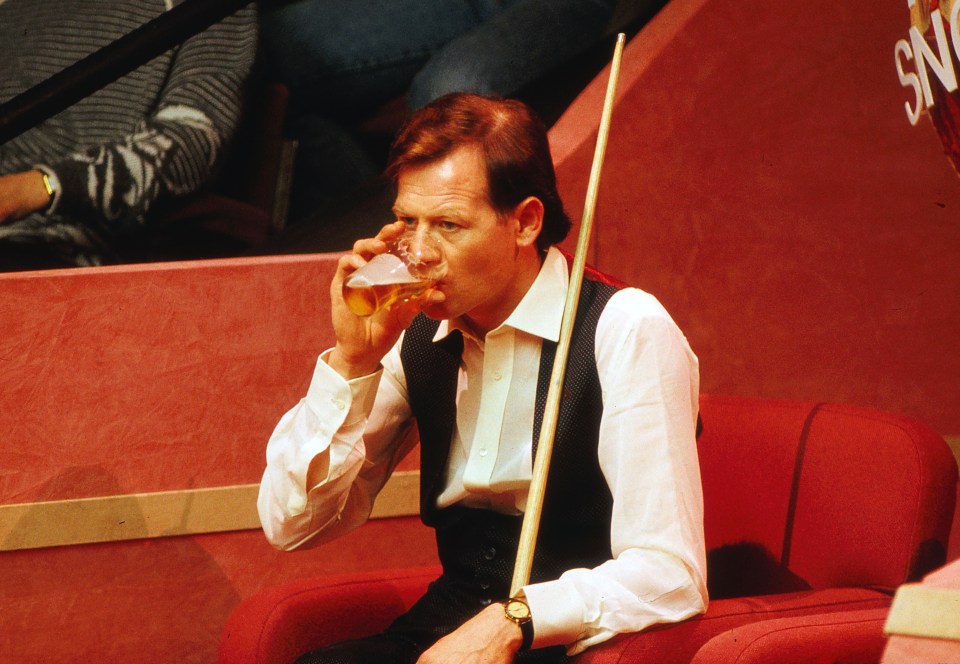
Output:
[{"xmin": 503, "ymin": 597, "xmax": 533, "ymax": 650}]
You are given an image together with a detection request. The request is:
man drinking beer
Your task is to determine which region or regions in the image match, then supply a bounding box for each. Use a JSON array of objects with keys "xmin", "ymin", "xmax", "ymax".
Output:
[{"xmin": 258, "ymin": 92, "xmax": 707, "ymax": 663}]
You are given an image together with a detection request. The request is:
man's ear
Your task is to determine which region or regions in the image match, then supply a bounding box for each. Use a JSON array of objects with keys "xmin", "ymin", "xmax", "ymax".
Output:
[{"xmin": 513, "ymin": 197, "xmax": 544, "ymax": 248}]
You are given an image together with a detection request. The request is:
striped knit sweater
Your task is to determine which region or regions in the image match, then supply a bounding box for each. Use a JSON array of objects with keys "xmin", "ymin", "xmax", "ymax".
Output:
[{"xmin": 0, "ymin": 0, "xmax": 257, "ymax": 266}]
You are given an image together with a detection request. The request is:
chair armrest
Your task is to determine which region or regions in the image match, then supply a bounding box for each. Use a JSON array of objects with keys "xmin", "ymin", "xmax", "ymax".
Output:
[
  {"xmin": 574, "ymin": 588, "xmax": 890, "ymax": 663},
  {"xmin": 690, "ymin": 608, "xmax": 889, "ymax": 663},
  {"xmin": 218, "ymin": 565, "xmax": 441, "ymax": 664}
]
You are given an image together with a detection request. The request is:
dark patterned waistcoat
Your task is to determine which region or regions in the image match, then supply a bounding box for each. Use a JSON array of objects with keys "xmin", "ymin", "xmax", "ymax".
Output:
[{"xmin": 400, "ymin": 276, "xmax": 621, "ymax": 594}]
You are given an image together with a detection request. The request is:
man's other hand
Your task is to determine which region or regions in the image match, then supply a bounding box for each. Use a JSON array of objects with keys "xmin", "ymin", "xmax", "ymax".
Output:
[
  {"xmin": 416, "ymin": 602, "xmax": 523, "ymax": 664},
  {"xmin": 0, "ymin": 171, "xmax": 51, "ymax": 223}
]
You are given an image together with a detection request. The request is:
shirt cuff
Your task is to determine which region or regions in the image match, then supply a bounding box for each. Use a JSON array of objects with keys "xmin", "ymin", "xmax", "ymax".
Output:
[
  {"xmin": 305, "ymin": 350, "xmax": 381, "ymax": 428},
  {"xmin": 521, "ymin": 578, "xmax": 585, "ymax": 650}
]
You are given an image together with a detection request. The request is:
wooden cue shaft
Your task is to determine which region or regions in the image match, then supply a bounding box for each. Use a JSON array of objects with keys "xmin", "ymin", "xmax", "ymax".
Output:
[{"xmin": 510, "ymin": 32, "xmax": 627, "ymax": 596}]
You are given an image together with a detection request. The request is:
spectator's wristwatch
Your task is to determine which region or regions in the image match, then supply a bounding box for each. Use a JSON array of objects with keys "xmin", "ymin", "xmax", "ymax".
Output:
[{"xmin": 503, "ymin": 597, "xmax": 533, "ymax": 650}]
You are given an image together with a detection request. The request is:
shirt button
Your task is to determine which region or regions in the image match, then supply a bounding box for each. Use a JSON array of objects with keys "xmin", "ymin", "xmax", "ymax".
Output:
[
  {"xmin": 332, "ymin": 399, "xmax": 345, "ymax": 410},
  {"xmin": 484, "ymin": 547, "xmax": 496, "ymax": 560},
  {"xmin": 479, "ymin": 448, "xmax": 488, "ymax": 457},
  {"xmin": 493, "ymin": 369, "xmax": 503, "ymax": 381}
]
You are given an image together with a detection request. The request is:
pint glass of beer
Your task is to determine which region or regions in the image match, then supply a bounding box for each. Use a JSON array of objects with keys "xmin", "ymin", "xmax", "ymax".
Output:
[{"xmin": 343, "ymin": 230, "xmax": 447, "ymax": 317}]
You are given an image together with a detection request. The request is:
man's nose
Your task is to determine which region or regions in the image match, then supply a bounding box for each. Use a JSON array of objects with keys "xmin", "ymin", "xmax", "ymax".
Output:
[{"xmin": 408, "ymin": 225, "xmax": 441, "ymax": 261}]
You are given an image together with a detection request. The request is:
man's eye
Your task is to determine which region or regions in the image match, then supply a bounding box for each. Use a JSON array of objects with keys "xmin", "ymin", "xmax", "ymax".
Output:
[{"xmin": 439, "ymin": 221, "xmax": 459, "ymax": 231}]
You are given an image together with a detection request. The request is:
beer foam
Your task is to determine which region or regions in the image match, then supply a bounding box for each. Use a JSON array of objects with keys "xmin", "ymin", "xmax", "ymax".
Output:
[{"xmin": 346, "ymin": 253, "xmax": 420, "ymax": 288}]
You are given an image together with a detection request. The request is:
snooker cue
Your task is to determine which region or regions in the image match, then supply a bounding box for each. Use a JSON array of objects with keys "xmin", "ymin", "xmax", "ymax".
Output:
[{"xmin": 510, "ymin": 32, "xmax": 627, "ymax": 596}]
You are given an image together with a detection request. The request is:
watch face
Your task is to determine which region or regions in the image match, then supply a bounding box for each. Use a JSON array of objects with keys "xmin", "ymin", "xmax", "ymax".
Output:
[{"xmin": 505, "ymin": 599, "xmax": 531, "ymax": 622}]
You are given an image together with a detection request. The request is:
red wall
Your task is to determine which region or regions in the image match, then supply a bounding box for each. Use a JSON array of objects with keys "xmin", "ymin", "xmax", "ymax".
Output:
[
  {"xmin": 552, "ymin": 0, "xmax": 960, "ymax": 436},
  {"xmin": 0, "ymin": 521, "xmax": 436, "ymax": 662},
  {"xmin": 0, "ymin": 256, "xmax": 437, "ymax": 663}
]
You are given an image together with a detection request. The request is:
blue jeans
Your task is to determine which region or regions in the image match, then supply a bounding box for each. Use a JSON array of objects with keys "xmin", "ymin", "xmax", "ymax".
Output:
[{"xmin": 260, "ymin": 0, "xmax": 616, "ymax": 115}]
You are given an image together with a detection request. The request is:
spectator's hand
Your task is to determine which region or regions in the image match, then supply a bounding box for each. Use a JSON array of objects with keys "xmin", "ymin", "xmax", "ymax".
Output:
[
  {"xmin": 328, "ymin": 220, "xmax": 444, "ymax": 379},
  {"xmin": 416, "ymin": 602, "xmax": 523, "ymax": 664},
  {"xmin": 0, "ymin": 170, "xmax": 52, "ymax": 224}
]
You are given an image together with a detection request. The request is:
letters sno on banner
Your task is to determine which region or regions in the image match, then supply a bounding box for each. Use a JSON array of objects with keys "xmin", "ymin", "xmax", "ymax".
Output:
[{"xmin": 895, "ymin": 1, "xmax": 960, "ymax": 173}]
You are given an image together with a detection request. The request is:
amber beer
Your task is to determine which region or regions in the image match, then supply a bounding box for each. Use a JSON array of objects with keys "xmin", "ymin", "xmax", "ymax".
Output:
[
  {"xmin": 342, "ymin": 277, "xmax": 436, "ymax": 317},
  {"xmin": 342, "ymin": 251, "xmax": 440, "ymax": 317}
]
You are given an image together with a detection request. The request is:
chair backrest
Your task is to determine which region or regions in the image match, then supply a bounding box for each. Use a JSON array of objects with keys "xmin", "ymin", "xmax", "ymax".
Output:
[{"xmin": 698, "ymin": 395, "xmax": 957, "ymax": 596}]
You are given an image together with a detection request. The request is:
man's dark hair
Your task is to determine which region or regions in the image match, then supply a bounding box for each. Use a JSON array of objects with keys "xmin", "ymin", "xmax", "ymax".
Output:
[{"xmin": 386, "ymin": 93, "xmax": 572, "ymax": 253}]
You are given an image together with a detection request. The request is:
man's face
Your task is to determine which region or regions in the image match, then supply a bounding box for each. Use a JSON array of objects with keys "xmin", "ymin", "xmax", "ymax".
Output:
[{"xmin": 392, "ymin": 144, "xmax": 539, "ymax": 335}]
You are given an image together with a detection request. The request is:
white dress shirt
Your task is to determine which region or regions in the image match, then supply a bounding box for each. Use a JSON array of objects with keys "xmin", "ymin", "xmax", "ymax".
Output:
[{"xmin": 258, "ymin": 248, "xmax": 708, "ymax": 655}]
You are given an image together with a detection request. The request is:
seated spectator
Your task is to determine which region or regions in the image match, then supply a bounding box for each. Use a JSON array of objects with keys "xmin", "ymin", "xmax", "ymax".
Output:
[
  {"xmin": 0, "ymin": 0, "xmax": 258, "ymax": 270},
  {"xmin": 259, "ymin": 0, "xmax": 619, "ymax": 223}
]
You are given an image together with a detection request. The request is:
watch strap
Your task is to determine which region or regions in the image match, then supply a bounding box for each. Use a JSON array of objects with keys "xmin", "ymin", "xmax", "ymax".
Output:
[
  {"xmin": 517, "ymin": 614, "xmax": 533, "ymax": 650},
  {"xmin": 503, "ymin": 597, "xmax": 534, "ymax": 650}
]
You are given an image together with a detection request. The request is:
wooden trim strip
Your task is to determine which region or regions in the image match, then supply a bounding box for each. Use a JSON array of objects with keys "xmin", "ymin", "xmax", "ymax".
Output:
[{"xmin": 0, "ymin": 470, "xmax": 420, "ymax": 551}]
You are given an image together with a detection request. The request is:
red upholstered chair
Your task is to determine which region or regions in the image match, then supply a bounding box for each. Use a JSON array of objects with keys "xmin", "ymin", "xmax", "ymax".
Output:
[
  {"xmin": 219, "ymin": 567, "xmax": 442, "ymax": 664},
  {"xmin": 219, "ymin": 396, "xmax": 957, "ymax": 663}
]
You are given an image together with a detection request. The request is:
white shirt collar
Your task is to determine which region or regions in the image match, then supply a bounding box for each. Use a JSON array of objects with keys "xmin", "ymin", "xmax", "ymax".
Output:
[{"xmin": 434, "ymin": 247, "xmax": 569, "ymax": 344}]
